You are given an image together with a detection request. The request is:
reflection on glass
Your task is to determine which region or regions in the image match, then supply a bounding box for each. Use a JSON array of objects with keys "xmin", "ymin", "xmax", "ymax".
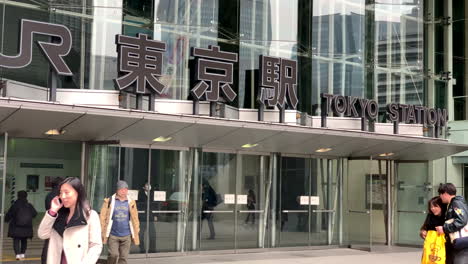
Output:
[
  {"xmin": 199, "ymin": 152, "xmax": 236, "ymax": 251},
  {"xmin": 236, "ymin": 155, "xmax": 269, "ymax": 249},
  {"xmin": 120, "ymin": 147, "xmax": 149, "ymax": 254},
  {"xmin": 87, "ymin": 145, "xmax": 119, "ymax": 210},
  {"xmin": 346, "ymin": 159, "xmax": 371, "ymax": 250},
  {"xmin": 146, "ymin": 149, "xmax": 188, "ymax": 254},
  {"xmin": 279, "ymin": 157, "xmax": 310, "ymax": 247},
  {"xmin": 396, "ymin": 162, "xmax": 429, "ymax": 245}
]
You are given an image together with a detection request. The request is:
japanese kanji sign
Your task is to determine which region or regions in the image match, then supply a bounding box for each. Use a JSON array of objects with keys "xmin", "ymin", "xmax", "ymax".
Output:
[
  {"xmin": 191, "ymin": 45, "xmax": 238, "ymax": 102},
  {"xmin": 257, "ymin": 55, "xmax": 298, "ymax": 109},
  {"xmin": 114, "ymin": 33, "xmax": 166, "ymax": 95},
  {"xmin": 0, "ymin": 19, "xmax": 72, "ymax": 75}
]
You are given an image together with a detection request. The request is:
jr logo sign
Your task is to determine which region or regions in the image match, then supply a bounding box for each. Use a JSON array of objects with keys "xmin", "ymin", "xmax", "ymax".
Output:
[{"xmin": 0, "ymin": 19, "xmax": 73, "ymax": 75}]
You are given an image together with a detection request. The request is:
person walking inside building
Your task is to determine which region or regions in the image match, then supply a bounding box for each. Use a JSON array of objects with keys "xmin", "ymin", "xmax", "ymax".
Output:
[
  {"xmin": 436, "ymin": 183, "xmax": 468, "ymax": 264},
  {"xmin": 201, "ymin": 179, "xmax": 217, "ymax": 240},
  {"xmin": 100, "ymin": 180, "xmax": 140, "ymax": 264},
  {"xmin": 38, "ymin": 177, "xmax": 102, "ymax": 264},
  {"xmin": 5, "ymin": 190, "xmax": 37, "ymax": 260}
]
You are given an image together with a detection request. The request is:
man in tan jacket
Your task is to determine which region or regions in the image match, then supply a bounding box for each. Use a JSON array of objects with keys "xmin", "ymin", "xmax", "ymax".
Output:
[{"xmin": 100, "ymin": 181, "xmax": 139, "ymax": 264}]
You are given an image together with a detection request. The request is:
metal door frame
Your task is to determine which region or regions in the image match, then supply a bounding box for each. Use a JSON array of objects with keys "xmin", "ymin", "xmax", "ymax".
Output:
[{"xmin": 0, "ymin": 133, "xmax": 8, "ymax": 260}]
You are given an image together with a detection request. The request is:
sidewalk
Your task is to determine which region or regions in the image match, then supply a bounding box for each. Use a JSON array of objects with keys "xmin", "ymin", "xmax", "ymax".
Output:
[
  {"xmin": 2, "ymin": 247, "xmax": 422, "ymax": 264},
  {"xmin": 128, "ymin": 247, "xmax": 421, "ymax": 264}
]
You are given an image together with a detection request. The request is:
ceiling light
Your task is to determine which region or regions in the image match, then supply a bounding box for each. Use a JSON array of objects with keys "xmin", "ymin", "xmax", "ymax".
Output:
[
  {"xmin": 153, "ymin": 136, "xmax": 172, "ymax": 142},
  {"xmin": 316, "ymin": 148, "xmax": 332, "ymax": 153},
  {"xmin": 379, "ymin": 152, "xmax": 394, "ymax": 157},
  {"xmin": 45, "ymin": 129, "xmax": 66, "ymax": 136},
  {"xmin": 242, "ymin": 143, "xmax": 258, "ymax": 148}
]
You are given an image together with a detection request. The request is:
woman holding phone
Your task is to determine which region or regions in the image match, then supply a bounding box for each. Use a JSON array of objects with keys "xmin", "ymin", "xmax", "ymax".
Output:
[{"xmin": 38, "ymin": 177, "xmax": 102, "ymax": 264}]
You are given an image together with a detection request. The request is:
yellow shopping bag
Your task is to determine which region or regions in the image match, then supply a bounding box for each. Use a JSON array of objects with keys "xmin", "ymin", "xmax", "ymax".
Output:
[{"xmin": 421, "ymin": 230, "xmax": 446, "ymax": 264}]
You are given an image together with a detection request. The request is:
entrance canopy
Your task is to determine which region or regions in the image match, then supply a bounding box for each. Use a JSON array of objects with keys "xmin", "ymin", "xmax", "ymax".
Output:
[{"xmin": 0, "ymin": 98, "xmax": 466, "ymax": 161}]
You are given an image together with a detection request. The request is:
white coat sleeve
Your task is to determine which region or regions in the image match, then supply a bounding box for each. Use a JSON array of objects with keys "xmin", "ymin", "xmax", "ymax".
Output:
[
  {"xmin": 37, "ymin": 212, "xmax": 57, "ymax": 240},
  {"xmin": 82, "ymin": 210, "xmax": 103, "ymax": 264}
]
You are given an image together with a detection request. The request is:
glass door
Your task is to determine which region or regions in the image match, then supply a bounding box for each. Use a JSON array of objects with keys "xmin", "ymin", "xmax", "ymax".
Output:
[
  {"xmin": 310, "ymin": 159, "xmax": 341, "ymax": 246},
  {"xmin": 235, "ymin": 154, "xmax": 269, "ymax": 250},
  {"xmin": 0, "ymin": 133, "xmax": 7, "ymax": 261},
  {"xmin": 147, "ymin": 149, "xmax": 189, "ymax": 254},
  {"xmin": 395, "ymin": 161, "xmax": 430, "ymax": 245},
  {"xmin": 279, "ymin": 157, "xmax": 310, "ymax": 247},
  {"xmin": 87, "ymin": 145, "xmax": 190, "ymax": 256},
  {"xmin": 346, "ymin": 158, "xmax": 372, "ymax": 251},
  {"xmin": 199, "ymin": 152, "xmax": 236, "ymax": 251}
]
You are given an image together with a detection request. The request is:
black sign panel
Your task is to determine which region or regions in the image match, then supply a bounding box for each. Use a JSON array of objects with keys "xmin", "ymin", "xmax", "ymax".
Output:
[
  {"xmin": 114, "ymin": 33, "xmax": 166, "ymax": 95},
  {"xmin": 191, "ymin": 45, "xmax": 238, "ymax": 102},
  {"xmin": 0, "ymin": 19, "xmax": 72, "ymax": 75}
]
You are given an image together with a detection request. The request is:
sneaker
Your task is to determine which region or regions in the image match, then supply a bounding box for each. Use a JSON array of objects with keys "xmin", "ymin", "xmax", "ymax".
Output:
[
  {"xmin": 21, "ymin": 254, "xmax": 25, "ymax": 259},
  {"xmin": 16, "ymin": 254, "xmax": 20, "ymax": 260}
]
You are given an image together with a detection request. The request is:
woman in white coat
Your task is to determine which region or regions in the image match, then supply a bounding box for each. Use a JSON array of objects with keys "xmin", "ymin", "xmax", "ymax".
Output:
[{"xmin": 38, "ymin": 177, "xmax": 102, "ymax": 264}]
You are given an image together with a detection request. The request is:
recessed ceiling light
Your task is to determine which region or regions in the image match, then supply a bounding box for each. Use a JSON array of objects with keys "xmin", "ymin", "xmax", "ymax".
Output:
[
  {"xmin": 242, "ymin": 143, "xmax": 258, "ymax": 148},
  {"xmin": 379, "ymin": 152, "xmax": 394, "ymax": 157},
  {"xmin": 153, "ymin": 136, "xmax": 172, "ymax": 142},
  {"xmin": 316, "ymin": 148, "xmax": 332, "ymax": 153},
  {"xmin": 45, "ymin": 129, "xmax": 66, "ymax": 136}
]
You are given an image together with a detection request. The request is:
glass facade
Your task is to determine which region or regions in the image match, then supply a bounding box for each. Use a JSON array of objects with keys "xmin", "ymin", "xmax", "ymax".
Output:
[
  {"xmin": 0, "ymin": 0, "xmax": 426, "ymax": 115},
  {"xmin": 1, "ymin": 0, "xmax": 467, "ymax": 261},
  {"xmin": 86, "ymin": 147, "xmax": 344, "ymax": 256}
]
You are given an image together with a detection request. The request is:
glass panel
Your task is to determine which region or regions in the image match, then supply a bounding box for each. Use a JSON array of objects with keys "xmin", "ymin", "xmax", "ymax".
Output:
[
  {"xmin": 87, "ymin": 145, "xmax": 120, "ymax": 210},
  {"xmin": 395, "ymin": 162, "xmax": 430, "ymax": 245},
  {"xmin": 119, "ymin": 147, "xmax": 149, "ymax": 254},
  {"xmin": 199, "ymin": 152, "xmax": 236, "ymax": 251},
  {"xmin": 146, "ymin": 149, "xmax": 188, "ymax": 254},
  {"xmin": 372, "ymin": 0, "xmax": 425, "ymax": 110},
  {"xmin": 346, "ymin": 159, "xmax": 371, "ymax": 250},
  {"xmin": 0, "ymin": 134, "xmax": 6, "ymax": 260},
  {"xmin": 279, "ymin": 157, "xmax": 310, "ymax": 247},
  {"xmin": 236, "ymin": 155, "xmax": 269, "ymax": 249},
  {"xmin": 310, "ymin": 159, "xmax": 341, "ymax": 246}
]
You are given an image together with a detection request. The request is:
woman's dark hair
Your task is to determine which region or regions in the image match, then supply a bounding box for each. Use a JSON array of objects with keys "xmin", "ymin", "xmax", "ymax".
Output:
[
  {"xmin": 17, "ymin": 190, "xmax": 27, "ymax": 200},
  {"xmin": 427, "ymin": 196, "xmax": 446, "ymax": 216},
  {"xmin": 58, "ymin": 177, "xmax": 90, "ymax": 218}
]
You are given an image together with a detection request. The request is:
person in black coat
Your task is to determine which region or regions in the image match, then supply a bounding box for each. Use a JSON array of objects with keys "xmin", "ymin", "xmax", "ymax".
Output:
[{"xmin": 5, "ymin": 190, "xmax": 37, "ymax": 260}]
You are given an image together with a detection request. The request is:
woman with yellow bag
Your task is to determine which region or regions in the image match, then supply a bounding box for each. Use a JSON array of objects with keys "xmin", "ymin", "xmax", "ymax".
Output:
[{"xmin": 420, "ymin": 197, "xmax": 447, "ymax": 264}]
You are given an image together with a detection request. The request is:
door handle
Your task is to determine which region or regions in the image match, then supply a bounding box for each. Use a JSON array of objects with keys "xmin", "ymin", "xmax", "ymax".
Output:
[
  {"xmin": 238, "ymin": 210, "xmax": 264, "ymax": 213},
  {"xmin": 312, "ymin": 209, "xmax": 335, "ymax": 213},
  {"xmin": 151, "ymin": 210, "xmax": 182, "ymax": 214},
  {"xmin": 397, "ymin": 210, "xmax": 426, "ymax": 214},
  {"xmin": 203, "ymin": 210, "xmax": 234, "ymax": 213},
  {"xmin": 281, "ymin": 210, "xmax": 308, "ymax": 213},
  {"xmin": 349, "ymin": 210, "xmax": 370, "ymax": 214}
]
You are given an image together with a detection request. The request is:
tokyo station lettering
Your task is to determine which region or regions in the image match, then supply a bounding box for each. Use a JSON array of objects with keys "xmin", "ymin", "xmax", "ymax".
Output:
[
  {"xmin": 0, "ymin": 19, "xmax": 448, "ymax": 137},
  {"xmin": 321, "ymin": 93, "xmax": 448, "ymax": 135},
  {"xmin": 257, "ymin": 55, "xmax": 298, "ymax": 110},
  {"xmin": 114, "ymin": 33, "xmax": 166, "ymax": 96},
  {"xmin": 191, "ymin": 45, "xmax": 238, "ymax": 103}
]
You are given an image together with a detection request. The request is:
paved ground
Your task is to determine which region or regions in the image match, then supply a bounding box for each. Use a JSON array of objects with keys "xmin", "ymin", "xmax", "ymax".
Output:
[{"xmin": 3, "ymin": 246, "xmax": 422, "ymax": 264}]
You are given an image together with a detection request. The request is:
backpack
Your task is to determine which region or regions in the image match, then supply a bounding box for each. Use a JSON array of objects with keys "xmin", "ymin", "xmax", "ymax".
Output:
[{"xmin": 15, "ymin": 204, "xmax": 33, "ymax": 227}]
